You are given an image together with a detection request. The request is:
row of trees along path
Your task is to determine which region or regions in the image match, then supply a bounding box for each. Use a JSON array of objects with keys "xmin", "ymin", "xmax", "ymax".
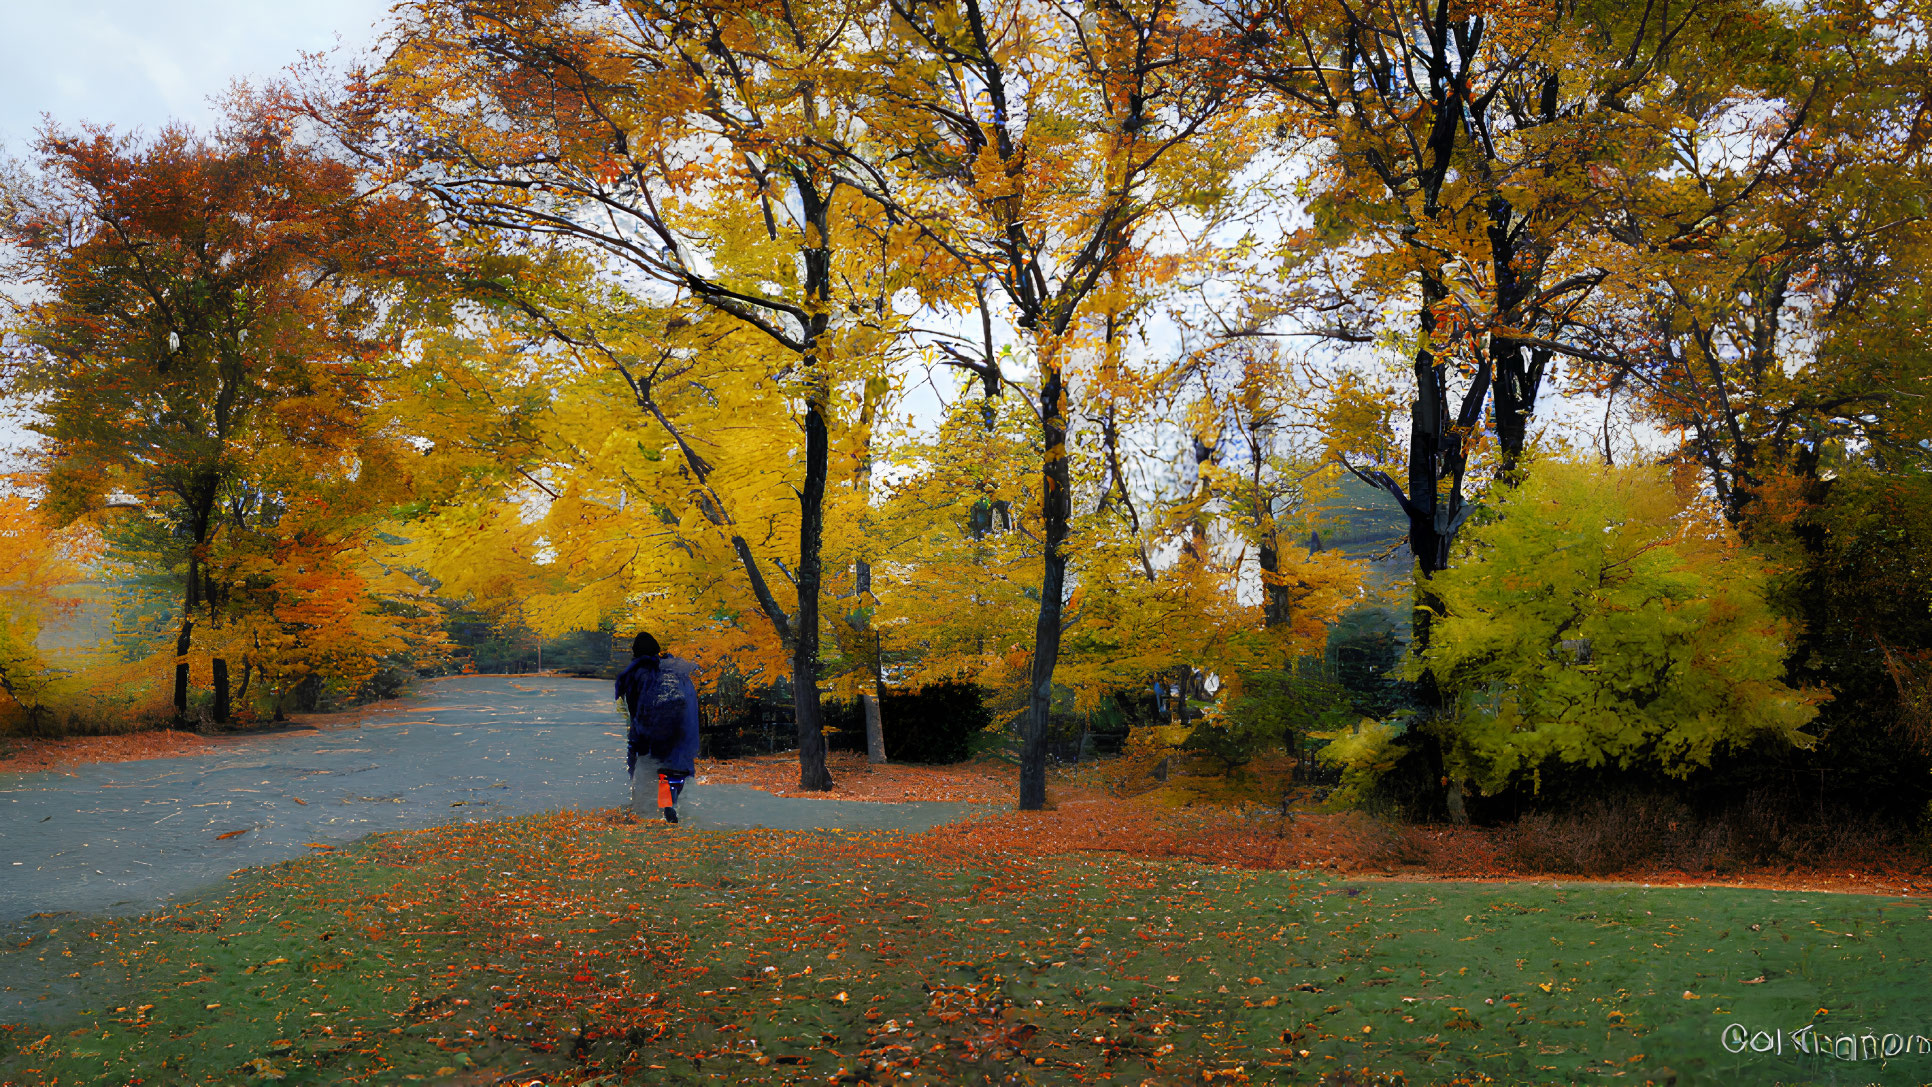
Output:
[{"xmin": 5, "ymin": 1, "xmax": 1923, "ymax": 815}]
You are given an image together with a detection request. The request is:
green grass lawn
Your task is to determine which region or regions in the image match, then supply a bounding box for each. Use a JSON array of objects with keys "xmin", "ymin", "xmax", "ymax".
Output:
[{"xmin": 4, "ymin": 811, "xmax": 1928, "ymax": 1086}]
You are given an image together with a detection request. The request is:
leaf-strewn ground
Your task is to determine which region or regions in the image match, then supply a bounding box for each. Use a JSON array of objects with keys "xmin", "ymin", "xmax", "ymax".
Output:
[
  {"xmin": 0, "ymin": 731, "xmax": 214, "ymax": 775},
  {"xmin": 700, "ymin": 753, "xmax": 1015, "ymax": 803},
  {"xmin": 4, "ymin": 811, "xmax": 1928, "ymax": 1087}
]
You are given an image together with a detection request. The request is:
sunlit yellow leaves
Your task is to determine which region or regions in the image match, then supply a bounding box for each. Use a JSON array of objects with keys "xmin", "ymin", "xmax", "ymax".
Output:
[
  {"xmin": 1417, "ymin": 460, "xmax": 1821, "ymax": 792},
  {"xmin": 0, "ymin": 487, "xmax": 93, "ymax": 721}
]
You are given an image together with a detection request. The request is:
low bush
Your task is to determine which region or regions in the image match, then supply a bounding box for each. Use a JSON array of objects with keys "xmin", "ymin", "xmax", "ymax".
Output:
[
  {"xmin": 881, "ymin": 681, "xmax": 990, "ymax": 763},
  {"xmin": 813, "ymin": 682, "xmax": 993, "ymax": 764},
  {"xmin": 1504, "ymin": 789, "xmax": 1920, "ymax": 875}
]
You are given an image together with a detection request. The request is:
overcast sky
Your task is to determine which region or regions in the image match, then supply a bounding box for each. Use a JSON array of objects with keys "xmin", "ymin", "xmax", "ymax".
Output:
[{"xmin": 1, "ymin": 0, "xmax": 392, "ymax": 152}]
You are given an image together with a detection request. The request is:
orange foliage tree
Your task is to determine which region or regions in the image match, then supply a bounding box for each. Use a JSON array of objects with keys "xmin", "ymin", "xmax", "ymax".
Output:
[
  {"xmin": 1, "ymin": 97, "xmax": 448, "ymax": 722},
  {"xmin": 0, "ymin": 481, "xmax": 89, "ymax": 727}
]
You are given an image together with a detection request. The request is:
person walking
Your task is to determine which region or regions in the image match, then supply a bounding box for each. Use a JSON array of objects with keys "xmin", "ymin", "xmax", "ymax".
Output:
[{"xmin": 614, "ymin": 632, "xmax": 700, "ymax": 823}]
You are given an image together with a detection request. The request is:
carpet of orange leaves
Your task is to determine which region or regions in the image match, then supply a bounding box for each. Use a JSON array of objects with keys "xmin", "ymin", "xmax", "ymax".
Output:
[
  {"xmin": 787, "ymin": 778, "xmax": 1924, "ymax": 899},
  {"xmin": 0, "ymin": 729, "xmax": 215, "ymax": 774},
  {"xmin": 698, "ymin": 755, "xmax": 1932, "ymax": 897},
  {"xmin": 690, "ymin": 754, "xmax": 1932, "ymax": 897},
  {"xmin": 699, "ymin": 752, "xmax": 1017, "ymax": 803}
]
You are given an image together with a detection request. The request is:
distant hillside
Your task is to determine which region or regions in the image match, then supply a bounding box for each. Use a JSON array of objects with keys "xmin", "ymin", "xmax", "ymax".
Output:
[{"xmin": 1300, "ymin": 475, "xmax": 1412, "ymax": 597}]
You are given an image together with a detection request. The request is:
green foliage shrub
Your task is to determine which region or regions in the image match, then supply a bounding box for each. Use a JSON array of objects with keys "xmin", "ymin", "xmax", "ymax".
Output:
[
  {"xmin": 1186, "ymin": 663, "xmax": 1356, "ymax": 774},
  {"xmin": 1314, "ymin": 719, "xmax": 1407, "ymax": 807},
  {"xmin": 1415, "ymin": 460, "xmax": 1818, "ymax": 795}
]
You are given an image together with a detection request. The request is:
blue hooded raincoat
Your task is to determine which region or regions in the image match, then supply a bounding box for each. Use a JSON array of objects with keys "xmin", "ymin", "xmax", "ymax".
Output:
[{"xmin": 615, "ymin": 654, "xmax": 700, "ymax": 778}]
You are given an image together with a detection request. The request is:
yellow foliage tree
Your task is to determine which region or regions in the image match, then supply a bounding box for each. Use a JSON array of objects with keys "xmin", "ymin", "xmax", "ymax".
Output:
[
  {"xmin": 0, "ymin": 484, "xmax": 88, "ymax": 728},
  {"xmin": 841, "ymin": 0, "xmax": 1259, "ymax": 807},
  {"xmin": 356, "ymin": 0, "xmax": 941, "ymax": 789}
]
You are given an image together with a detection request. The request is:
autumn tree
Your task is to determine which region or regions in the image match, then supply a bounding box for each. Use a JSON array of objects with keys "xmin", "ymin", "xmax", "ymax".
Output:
[
  {"xmin": 1566, "ymin": 17, "xmax": 1932, "ymax": 519},
  {"xmin": 1413, "ymin": 459, "xmax": 1819, "ymax": 794},
  {"xmin": 1, "ymin": 101, "xmax": 441, "ymax": 723},
  {"xmin": 1058, "ymin": 326, "xmax": 1364, "ymax": 759},
  {"xmin": 1219, "ymin": 0, "xmax": 1600, "ymax": 574},
  {"xmin": 1544, "ymin": 2, "xmax": 1932, "ymax": 815},
  {"xmin": 353, "ymin": 0, "xmax": 932, "ymax": 790},
  {"xmin": 1209, "ymin": 0, "xmax": 1900, "ymax": 817},
  {"xmin": 1160, "ymin": 340, "xmax": 1359, "ymax": 640},
  {"xmin": 836, "ymin": 0, "xmax": 1253, "ymax": 808}
]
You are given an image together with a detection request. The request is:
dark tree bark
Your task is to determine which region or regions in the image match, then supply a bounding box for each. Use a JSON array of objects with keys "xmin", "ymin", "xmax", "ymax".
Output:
[
  {"xmin": 173, "ymin": 479, "xmax": 219, "ymax": 725},
  {"xmin": 173, "ymin": 551, "xmax": 198, "ymax": 719},
  {"xmin": 792, "ymin": 393, "xmax": 834, "ymax": 791},
  {"xmin": 1484, "ymin": 196, "xmax": 1551, "ymax": 476},
  {"xmin": 1020, "ymin": 353, "xmax": 1071, "ymax": 811},
  {"xmin": 1259, "ymin": 538, "xmax": 1290, "ymax": 629},
  {"xmin": 788, "ymin": 172, "xmax": 837, "ymax": 792},
  {"xmin": 212, "ymin": 658, "xmax": 231, "ymax": 723}
]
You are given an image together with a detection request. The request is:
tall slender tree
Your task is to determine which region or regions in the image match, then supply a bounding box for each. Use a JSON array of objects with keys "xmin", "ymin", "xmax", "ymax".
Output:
[
  {"xmin": 349, "ymin": 0, "xmax": 921, "ymax": 788},
  {"xmin": 836, "ymin": 0, "xmax": 1252, "ymax": 808}
]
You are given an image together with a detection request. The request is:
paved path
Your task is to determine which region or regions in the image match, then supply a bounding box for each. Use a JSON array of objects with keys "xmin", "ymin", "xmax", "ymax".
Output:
[{"xmin": 0, "ymin": 676, "xmax": 981, "ymax": 920}]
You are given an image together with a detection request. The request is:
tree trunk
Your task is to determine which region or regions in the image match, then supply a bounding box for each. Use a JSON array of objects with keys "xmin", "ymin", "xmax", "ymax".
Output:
[
  {"xmin": 1259, "ymin": 534, "xmax": 1290, "ymax": 629},
  {"xmin": 1484, "ymin": 196, "xmax": 1549, "ymax": 478},
  {"xmin": 1020, "ymin": 351, "xmax": 1071, "ymax": 811},
  {"xmin": 212, "ymin": 658, "xmax": 231, "ymax": 723},
  {"xmin": 174, "ymin": 485, "xmax": 219, "ymax": 727},
  {"xmin": 173, "ymin": 550, "xmax": 197, "ymax": 725},
  {"xmin": 1403, "ymin": 276, "xmax": 1490, "ymax": 823},
  {"xmin": 861, "ymin": 691, "xmax": 886, "ymax": 764},
  {"xmin": 791, "ymin": 395, "xmax": 834, "ymax": 791},
  {"xmin": 788, "ymin": 169, "xmax": 838, "ymax": 793},
  {"xmin": 173, "ymin": 660, "xmax": 191, "ymax": 723}
]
